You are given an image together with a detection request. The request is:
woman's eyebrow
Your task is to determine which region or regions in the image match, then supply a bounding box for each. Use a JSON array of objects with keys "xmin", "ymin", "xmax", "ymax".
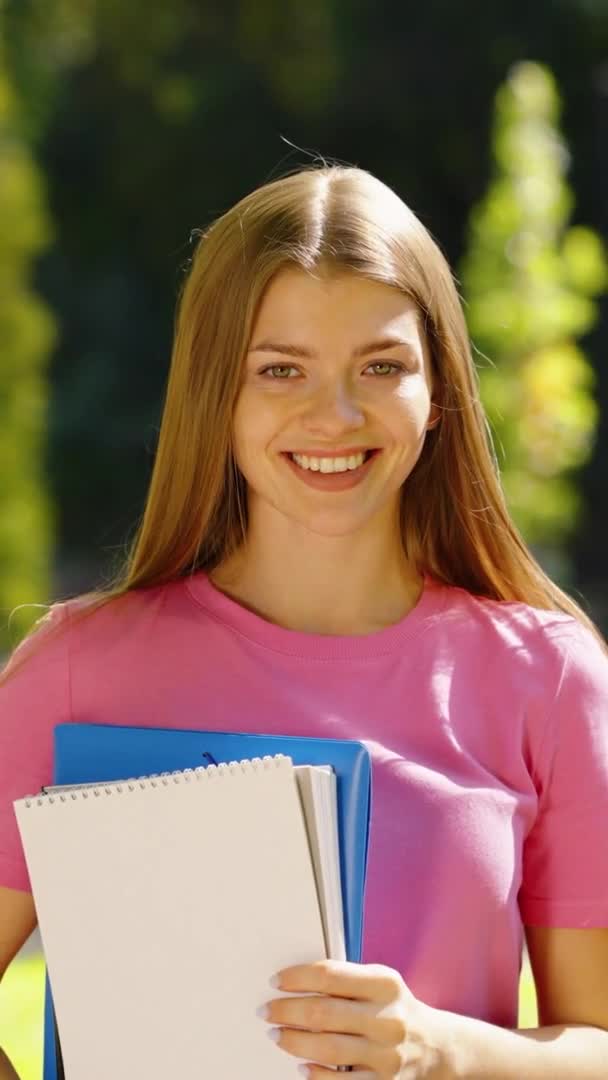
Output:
[{"xmin": 248, "ymin": 337, "xmax": 416, "ymax": 358}]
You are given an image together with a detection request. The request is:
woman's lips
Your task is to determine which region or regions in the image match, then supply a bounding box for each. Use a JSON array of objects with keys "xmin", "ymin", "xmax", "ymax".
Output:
[{"xmin": 281, "ymin": 449, "xmax": 381, "ymax": 491}]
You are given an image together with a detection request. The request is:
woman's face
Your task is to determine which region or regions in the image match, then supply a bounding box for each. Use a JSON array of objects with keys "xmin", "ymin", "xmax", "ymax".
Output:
[{"xmin": 231, "ymin": 267, "xmax": 440, "ymax": 540}]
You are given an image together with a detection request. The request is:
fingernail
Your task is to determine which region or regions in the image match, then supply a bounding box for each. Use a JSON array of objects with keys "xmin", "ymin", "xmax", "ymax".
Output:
[
  {"xmin": 256, "ymin": 1004, "xmax": 269, "ymax": 1019},
  {"xmin": 297, "ymin": 1067, "xmax": 310, "ymax": 1076},
  {"xmin": 267, "ymin": 1027, "xmax": 281, "ymax": 1042},
  {"xmin": 269, "ymin": 973, "xmax": 281, "ymax": 988}
]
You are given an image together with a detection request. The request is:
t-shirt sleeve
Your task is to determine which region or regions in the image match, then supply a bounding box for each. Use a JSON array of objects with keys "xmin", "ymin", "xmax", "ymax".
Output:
[
  {"xmin": 519, "ymin": 619, "xmax": 608, "ymax": 927},
  {"xmin": 0, "ymin": 604, "xmax": 71, "ymax": 892}
]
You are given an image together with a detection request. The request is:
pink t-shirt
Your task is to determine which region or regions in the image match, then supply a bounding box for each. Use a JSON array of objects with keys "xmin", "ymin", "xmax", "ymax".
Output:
[{"xmin": 2, "ymin": 572, "xmax": 608, "ymax": 1027}]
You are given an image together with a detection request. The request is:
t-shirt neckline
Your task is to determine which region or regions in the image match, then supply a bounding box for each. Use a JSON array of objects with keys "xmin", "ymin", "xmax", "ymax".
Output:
[{"xmin": 186, "ymin": 570, "xmax": 446, "ymax": 659}]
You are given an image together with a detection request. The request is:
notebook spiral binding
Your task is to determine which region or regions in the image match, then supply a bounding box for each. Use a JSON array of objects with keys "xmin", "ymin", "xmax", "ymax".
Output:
[{"xmin": 23, "ymin": 753, "xmax": 292, "ymax": 807}]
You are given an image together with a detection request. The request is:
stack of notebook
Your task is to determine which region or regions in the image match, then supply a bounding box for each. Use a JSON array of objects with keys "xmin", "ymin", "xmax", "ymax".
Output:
[{"xmin": 14, "ymin": 724, "xmax": 371, "ymax": 1080}]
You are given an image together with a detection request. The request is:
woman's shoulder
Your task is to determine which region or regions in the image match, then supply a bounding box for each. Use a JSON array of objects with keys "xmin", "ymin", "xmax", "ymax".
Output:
[
  {"xmin": 436, "ymin": 577, "xmax": 606, "ymax": 679},
  {"xmin": 61, "ymin": 576, "xmax": 196, "ymax": 644},
  {"xmin": 3, "ymin": 577, "xmax": 194, "ymax": 675}
]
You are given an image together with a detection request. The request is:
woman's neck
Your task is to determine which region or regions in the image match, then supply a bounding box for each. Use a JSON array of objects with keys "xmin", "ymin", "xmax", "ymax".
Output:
[{"xmin": 209, "ymin": 533, "xmax": 423, "ymax": 636}]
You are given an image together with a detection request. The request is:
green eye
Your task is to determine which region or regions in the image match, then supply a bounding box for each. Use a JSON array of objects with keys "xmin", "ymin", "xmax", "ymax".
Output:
[
  {"xmin": 260, "ymin": 365, "xmax": 298, "ymax": 378},
  {"xmin": 367, "ymin": 362, "xmax": 403, "ymax": 376}
]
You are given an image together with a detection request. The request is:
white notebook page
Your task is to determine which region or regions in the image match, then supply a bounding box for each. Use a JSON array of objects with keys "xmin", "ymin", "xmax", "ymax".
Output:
[
  {"xmin": 14, "ymin": 755, "xmax": 329, "ymax": 1079},
  {"xmin": 294, "ymin": 765, "xmax": 346, "ymax": 961}
]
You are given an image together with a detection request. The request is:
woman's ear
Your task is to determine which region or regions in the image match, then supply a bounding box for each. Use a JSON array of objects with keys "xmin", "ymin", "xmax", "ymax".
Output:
[{"xmin": 426, "ymin": 402, "xmax": 442, "ymax": 430}]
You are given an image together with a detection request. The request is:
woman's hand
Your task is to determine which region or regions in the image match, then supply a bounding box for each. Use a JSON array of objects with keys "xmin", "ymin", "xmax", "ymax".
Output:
[{"xmin": 258, "ymin": 959, "xmax": 449, "ymax": 1078}]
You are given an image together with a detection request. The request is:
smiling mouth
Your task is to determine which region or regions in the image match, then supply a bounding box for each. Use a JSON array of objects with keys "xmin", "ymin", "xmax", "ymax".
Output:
[{"xmin": 282, "ymin": 448, "xmax": 380, "ymax": 474}]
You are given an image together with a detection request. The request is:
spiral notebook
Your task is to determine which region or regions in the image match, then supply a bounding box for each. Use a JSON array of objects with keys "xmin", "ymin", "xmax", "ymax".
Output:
[
  {"xmin": 38, "ymin": 723, "xmax": 371, "ymax": 1080},
  {"xmin": 14, "ymin": 752, "xmax": 357, "ymax": 1079}
]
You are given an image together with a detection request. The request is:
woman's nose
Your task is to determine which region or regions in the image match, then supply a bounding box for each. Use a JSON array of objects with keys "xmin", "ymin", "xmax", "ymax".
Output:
[{"xmin": 302, "ymin": 381, "xmax": 366, "ymax": 434}]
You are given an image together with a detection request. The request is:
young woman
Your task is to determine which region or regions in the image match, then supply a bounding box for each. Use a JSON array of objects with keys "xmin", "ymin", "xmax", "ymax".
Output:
[{"xmin": 1, "ymin": 165, "xmax": 607, "ymax": 1079}]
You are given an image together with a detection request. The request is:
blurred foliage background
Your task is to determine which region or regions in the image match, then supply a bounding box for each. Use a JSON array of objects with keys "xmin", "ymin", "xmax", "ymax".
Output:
[{"xmin": 1, "ymin": 0, "xmax": 607, "ymax": 650}]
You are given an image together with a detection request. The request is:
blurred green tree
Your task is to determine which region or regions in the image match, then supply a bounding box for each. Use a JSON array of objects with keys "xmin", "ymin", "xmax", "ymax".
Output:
[
  {"xmin": 460, "ymin": 61, "xmax": 607, "ymax": 576},
  {"xmin": 0, "ymin": 26, "xmax": 57, "ymax": 651}
]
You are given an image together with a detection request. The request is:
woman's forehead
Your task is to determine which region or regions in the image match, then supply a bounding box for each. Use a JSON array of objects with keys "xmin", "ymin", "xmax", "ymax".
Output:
[{"xmin": 252, "ymin": 268, "xmax": 423, "ymax": 335}]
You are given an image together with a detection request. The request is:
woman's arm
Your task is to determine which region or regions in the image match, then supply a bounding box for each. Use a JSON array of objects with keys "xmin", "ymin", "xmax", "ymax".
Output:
[
  {"xmin": 0, "ymin": 889, "xmax": 37, "ymax": 1080},
  {"xmin": 441, "ymin": 926, "xmax": 608, "ymax": 1078},
  {"xmin": 261, "ymin": 932, "xmax": 608, "ymax": 1078},
  {"xmin": 0, "ymin": 1048, "xmax": 21, "ymax": 1080}
]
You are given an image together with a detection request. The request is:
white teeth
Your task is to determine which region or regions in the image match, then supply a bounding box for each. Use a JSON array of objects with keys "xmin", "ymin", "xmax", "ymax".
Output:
[{"xmin": 291, "ymin": 452, "xmax": 367, "ymax": 473}]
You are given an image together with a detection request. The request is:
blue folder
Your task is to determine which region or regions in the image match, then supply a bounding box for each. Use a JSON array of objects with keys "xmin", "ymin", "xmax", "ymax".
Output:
[{"xmin": 42, "ymin": 723, "xmax": 372, "ymax": 1080}]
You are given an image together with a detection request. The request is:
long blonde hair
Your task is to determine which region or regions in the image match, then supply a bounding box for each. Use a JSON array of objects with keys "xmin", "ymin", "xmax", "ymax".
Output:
[{"xmin": 4, "ymin": 163, "xmax": 607, "ymax": 663}]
